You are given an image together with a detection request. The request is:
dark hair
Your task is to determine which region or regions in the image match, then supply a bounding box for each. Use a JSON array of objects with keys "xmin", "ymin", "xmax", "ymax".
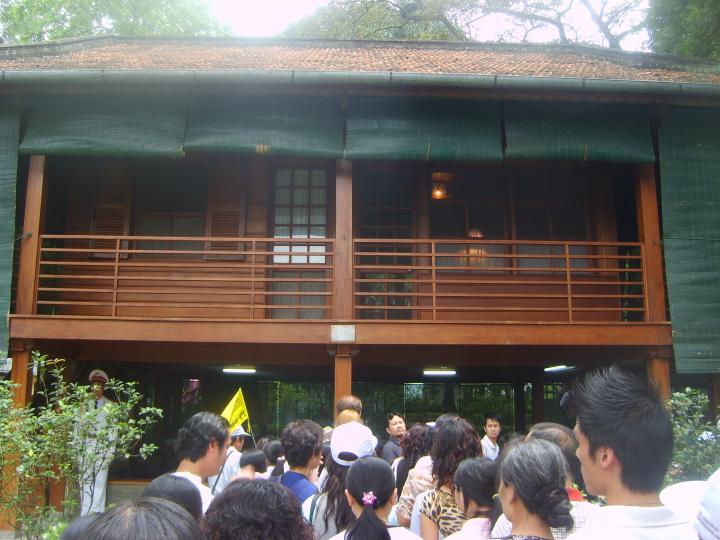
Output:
[
  {"xmin": 174, "ymin": 411, "xmax": 229, "ymax": 462},
  {"xmin": 203, "ymin": 479, "xmax": 314, "ymax": 540},
  {"xmin": 345, "ymin": 457, "xmax": 395, "ymax": 540},
  {"xmin": 281, "ymin": 419, "xmax": 324, "ymax": 468},
  {"xmin": 240, "ymin": 448, "xmax": 268, "ymax": 473},
  {"xmin": 454, "ymin": 457, "xmax": 497, "ymax": 516},
  {"xmin": 528, "ymin": 422, "xmax": 584, "ymax": 491},
  {"xmin": 263, "ymin": 439, "xmax": 283, "ymax": 466},
  {"xmin": 435, "ymin": 413, "xmax": 460, "ymax": 428},
  {"xmin": 500, "ymin": 439, "xmax": 573, "ymax": 530},
  {"xmin": 431, "ymin": 417, "xmax": 482, "ymax": 488},
  {"xmin": 318, "ymin": 456, "xmax": 355, "ymax": 533},
  {"xmin": 142, "ymin": 473, "xmax": 203, "ymax": 522},
  {"xmin": 385, "ymin": 412, "xmax": 403, "ymax": 428},
  {"xmin": 60, "ymin": 515, "xmax": 100, "ymax": 540},
  {"xmin": 400, "ymin": 423, "xmax": 431, "ymax": 471},
  {"xmin": 80, "ymin": 497, "xmax": 203, "ymax": 540},
  {"xmin": 485, "ymin": 412, "xmax": 502, "ymax": 425},
  {"xmin": 570, "ymin": 365, "xmax": 673, "ymax": 493},
  {"xmin": 336, "ymin": 395, "xmax": 363, "ymax": 415},
  {"xmin": 255, "ymin": 436, "xmax": 269, "ymax": 450}
]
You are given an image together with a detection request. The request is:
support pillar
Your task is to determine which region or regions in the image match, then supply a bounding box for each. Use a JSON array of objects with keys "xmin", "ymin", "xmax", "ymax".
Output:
[
  {"xmin": 9, "ymin": 340, "xmax": 33, "ymax": 406},
  {"xmin": 333, "ymin": 345, "xmax": 353, "ymax": 407},
  {"xmin": 647, "ymin": 355, "xmax": 671, "ymax": 401}
]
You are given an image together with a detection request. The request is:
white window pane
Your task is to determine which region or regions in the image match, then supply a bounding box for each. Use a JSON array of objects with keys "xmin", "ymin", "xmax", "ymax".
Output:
[
  {"xmin": 310, "ymin": 226, "xmax": 326, "ymax": 238},
  {"xmin": 274, "ymin": 226, "xmax": 290, "ymax": 238},
  {"xmin": 275, "ymin": 207, "xmax": 291, "ymax": 224},
  {"xmin": 310, "ymin": 188, "xmax": 326, "ymax": 205},
  {"xmin": 292, "ymin": 208, "xmax": 309, "ymax": 225},
  {"xmin": 310, "ymin": 208, "xmax": 326, "ymax": 225},
  {"xmin": 293, "ymin": 187, "xmax": 309, "ymax": 205},
  {"xmin": 275, "ymin": 188, "xmax": 291, "ymax": 205}
]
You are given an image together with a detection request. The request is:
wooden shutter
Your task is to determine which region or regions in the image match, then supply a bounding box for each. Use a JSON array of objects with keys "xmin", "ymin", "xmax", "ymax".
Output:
[
  {"xmin": 92, "ymin": 160, "xmax": 130, "ymax": 256},
  {"xmin": 206, "ymin": 163, "xmax": 247, "ymax": 260}
]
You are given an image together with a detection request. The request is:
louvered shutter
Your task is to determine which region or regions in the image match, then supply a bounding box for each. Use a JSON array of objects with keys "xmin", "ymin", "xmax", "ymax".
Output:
[
  {"xmin": 92, "ymin": 160, "xmax": 130, "ymax": 256},
  {"xmin": 206, "ymin": 164, "xmax": 247, "ymax": 260}
]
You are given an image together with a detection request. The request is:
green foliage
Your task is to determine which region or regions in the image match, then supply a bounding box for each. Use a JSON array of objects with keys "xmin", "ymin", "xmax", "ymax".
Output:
[
  {"xmin": 0, "ymin": 353, "xmax": 162, "ymax": 539},
  {"xmin": 0, "ymin": 0, "xmax": 227, "ymax": 44},
  {"xmin": 647, "ymin": 0, "xmax": 720, "ymax": 58},
  {"xmin": 666, "ymin": 387, "xmax": 720, "ymax": 483}
]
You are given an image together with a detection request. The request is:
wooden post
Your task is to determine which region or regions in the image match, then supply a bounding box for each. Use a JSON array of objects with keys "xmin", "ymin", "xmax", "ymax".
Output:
[
  {"xmin": 647, "ymin": 355, "xmax": 671, "ymax": 401},
  {"xmin": 513, "ymin": 381, "xmax": 527, "ymax": 432},
  {"xmin": 532, "ymin": 373, "xmax": 544, "ymax": 425},
  {"xmin": 333, "ymin": 160, "xmax": 353, "ymax": 321},
  {"xmin": 710, "ymin": 375, "xmax": 720, "ymax": 421},
  {"xmin": 635, "ymin": 164, "xmax": 667, "ymax": 322},
  {"xmin": 9, "ymin": 341, "xmax": 33, "ymax": 407},
  {"xmin": 333, "ymin": 345, "xmax": 353, "ymax": 407}
]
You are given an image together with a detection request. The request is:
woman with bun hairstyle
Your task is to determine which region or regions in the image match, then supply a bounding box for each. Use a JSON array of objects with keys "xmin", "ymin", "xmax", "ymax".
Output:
[
  {"xmin": 328, "ymin": 456, "xmax": 421, "ymax": 540},
  {"xmin": 445, "ymin": 457, "xmax": 498, "ymax": 540},
  {"xmin": 497, "ymin": 438, "xmax": 573, "ymax": 540}
]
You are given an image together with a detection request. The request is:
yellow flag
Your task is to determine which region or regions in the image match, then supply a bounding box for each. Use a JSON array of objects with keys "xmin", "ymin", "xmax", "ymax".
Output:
[{"xmin": 220, "ymin": 388, "xmax": 252, "ymax": 434}]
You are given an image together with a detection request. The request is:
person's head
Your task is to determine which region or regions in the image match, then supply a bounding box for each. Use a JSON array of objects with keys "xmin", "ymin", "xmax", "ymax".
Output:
[
  {"xmin": 527, "ymin": 422, "xmax": 583, "ymax": 490},
  {"xmin": 60, "ymin": 515, "xmax": 100, "ymax": 540},
  {"xmin": 175, "ymin": 412, "xmax": 230, "ymax": 477},
  {"xmin": 255, "ymin": 437, "xmax": 269, "ymax": 450},
  {"xmin": 239, "ymin": 448, "xmax": 268, "ymax": 475},
  {"xmin": 142, "ymin": 473, "xmax": 203, "ymax": 522},
  {"xmin": 400, "ymin": 423, "xmax": 431, "ymax": 469},
  {"xmin": 331, "ymin": 421, "xmax": 378, "ymax": 466},
  {"xmin": 570, "ymin": 366, "xmax": 673, "ymax": 496},
  {"xmin": 203, "ymin": 479, "xmax": 314, "ymax": 540},
  {"xmin": 80, "ymin": 497, "xmax": 203, "ymax": 540},
  {"xmin": 336, "ymin": 394, "xmax": 362, "ymax": 416},
  {"xmin": 262, "ymin": 439, "xmax": 283, "ymax": 468},
  {"xmin": 335, "ymin": 409, "xmax": 362, "ymax": 427},
  {"xmin": 88, "ymin": 369, "xmax": 109, "ymax": 400},
  {"xmin": 230, "ymin": 426, "xmax": 249, "ymax": 452},
  {"xmin": 435, "ymin": 413, "xmax": 460, "ymax": 429},
  {"xmin": 344, "ymin": 457, "xmax": 397, "ymax": 540},
  {"xmin": 385, "ymin": 412, "xmax": 406, "ymax": 439},
  {"xmin": 484, "ymin": 413, "xmax": 502, "ymax": 442},
  {"xmin": 431, "ymin": 417, "xmax": 482, "ymax": 488},
  {"xmin": 453, "ymin": 457, "xmax": 497, "ymax": 519},
  {"xmin": 499, "ymin": 438, "xmax": 573, "ymax": 531},
  {"xmin": 281, "ymin": 419, "xmax": 324, "ymax": 469}
]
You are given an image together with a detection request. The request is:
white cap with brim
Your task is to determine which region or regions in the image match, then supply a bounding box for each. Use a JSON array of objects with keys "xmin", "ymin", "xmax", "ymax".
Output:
[
  {"xmin": 696, "ymin": 468, "xmax": 720, "ymax": 540},
  {"xmin": 231, "ymin": 426, "xmax": 249, "ymax": 438},
  {"xmin": 88, "ymin": 369, "xmax": 109, "ymax": 384},
  {"xmin": 331, "ymin": 421, "xmax": 377, "ymax": 467}
]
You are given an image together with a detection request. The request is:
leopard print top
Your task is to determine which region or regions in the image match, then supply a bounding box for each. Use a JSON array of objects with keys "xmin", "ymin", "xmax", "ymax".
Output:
[{"xmin": 420, "ymin": 488, "xmax": 467, "ymax": 537}]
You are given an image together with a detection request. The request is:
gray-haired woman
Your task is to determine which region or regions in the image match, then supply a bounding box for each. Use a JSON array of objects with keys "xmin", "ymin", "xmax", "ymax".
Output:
[{"xmin": 497, "ymin": 438, "xmax": 573, "ymax": 540}]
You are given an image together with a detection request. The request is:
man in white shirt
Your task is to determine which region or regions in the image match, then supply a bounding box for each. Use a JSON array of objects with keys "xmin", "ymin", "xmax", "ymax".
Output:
[
  {"xmin": 480, "ymin": 413, "xmax": 501, "ymax": 461},
  {"xmin": 207, "ymin": 425, "xmax": 249, "ymax": 494},
  {"xmin": 565, "ymin": 366, "xmax": 695, "ymax": 540},
  {"xmin": 172, "ymin": 411, "xmax": 230, "ymax": 514}
]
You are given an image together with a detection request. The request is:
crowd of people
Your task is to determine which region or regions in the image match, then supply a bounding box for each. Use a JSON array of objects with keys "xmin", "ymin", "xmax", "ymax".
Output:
[{"xmin": 61, "ymin": 366, "xmax": 718, "ymax": 540}]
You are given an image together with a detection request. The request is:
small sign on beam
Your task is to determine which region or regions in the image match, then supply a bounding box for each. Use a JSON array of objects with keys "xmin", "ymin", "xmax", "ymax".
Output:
[{"xmin": 331, "ymin": 324, "xmax": 356, "ymax": 343}]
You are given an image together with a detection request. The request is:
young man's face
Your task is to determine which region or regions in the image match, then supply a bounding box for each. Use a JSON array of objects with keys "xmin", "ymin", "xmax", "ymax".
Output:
[
  {"xmin": 574, "ymin": 421, "xmax": 605, "ymax": 496},
  {"xmin": 484, "ymin": 419, "xmax": 501, "ymax": 441},
  {"xmin": 386, "ymin": 415, "xmax": 406, "ymax": 438},
  {"xmin": 206, "ymin": 434, "xmax": 231, "ymax": 477},
  {"xmin": 92, "ymin": 382, "xmax": 105, "ymax": 400}
]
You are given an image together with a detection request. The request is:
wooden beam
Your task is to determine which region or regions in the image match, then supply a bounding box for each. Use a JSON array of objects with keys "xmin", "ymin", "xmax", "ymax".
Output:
[
  {"xmin": 16, "ymin": 156, "xmax": 47, "ymax": 316},
  {"xmin": 333, "ymin": 344, "xmax": 352, "ymax": 407},
  {"xmin": 647, "ymin": 356, "xmax": 671, "ymax": 401},
  {"xmin": 10, "ymin": 316, "xmax": 673, "ymax": 347},
  {"xmin": 333, "ymin": 160, "xmax": 353, "ymax": 320},
  {"xmin": 635, "ymin": 164, "xmax": 667, "ymax": 322}
]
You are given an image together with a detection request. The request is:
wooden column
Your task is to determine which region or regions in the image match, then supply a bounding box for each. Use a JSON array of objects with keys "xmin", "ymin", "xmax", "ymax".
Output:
[
  {"xmin": 332, "ymin": 161, "xmax": 354, "ymax": 404},
  {"xmin": 710, "ymin": 375, "xmax": 720, "ymax": 421},
  {"xmin": 333, "ymin": 345, "xmax": 353, "ymax": 407},
  {"xmin": 532, "ymin": 373, "xmax": 544, "ymax": 425},
  {"xmin": 635, "ymin": 164, "xmax": 667, "ymax": 323},
  {"xmin": 513, "ymin": 381, "xmax": 527, "ymax": 432},
  {"xmin": 647, "ymin": 355, "xmax": 671, "ymax": 401},
  {"xmin": 9, "ymin": 340, "xmax": 32, "ymax": 406}
]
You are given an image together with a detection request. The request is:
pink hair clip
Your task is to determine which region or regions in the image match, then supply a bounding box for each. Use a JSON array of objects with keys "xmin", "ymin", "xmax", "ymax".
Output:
[{"xmin": 361, "ymin": 491, "xmax": 377, "ymax": 506}]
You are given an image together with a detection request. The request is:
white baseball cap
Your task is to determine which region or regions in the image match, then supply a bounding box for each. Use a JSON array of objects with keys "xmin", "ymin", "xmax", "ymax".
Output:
[
  {"xmin": 231, "ymin": 426, "xmax": 249, "ymax": 438},
  {"xmin": 330, "ymin": 421, "xmax": 377, "ymax": 467},
  {"xmin": 88, "ymin": 369, "xmax": 109, "ymax": 384}
]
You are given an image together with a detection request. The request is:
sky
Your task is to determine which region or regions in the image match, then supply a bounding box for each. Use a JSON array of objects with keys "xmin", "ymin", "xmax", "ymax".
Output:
[{"xmin": 202, "ymin": 0, "xmax": 649, "ymax": 51}]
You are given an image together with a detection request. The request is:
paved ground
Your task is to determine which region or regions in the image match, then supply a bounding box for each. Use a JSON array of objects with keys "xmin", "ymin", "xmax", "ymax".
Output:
[{"xmin": 0, "ymin": 531, "xmax": 18, "ymax": 539}]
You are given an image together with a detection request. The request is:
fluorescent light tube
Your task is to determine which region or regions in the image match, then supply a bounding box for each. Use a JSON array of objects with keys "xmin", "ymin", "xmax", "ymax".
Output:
[
  {"xmin": 423, "ymin": 369, "xmax": 456, "ymax": 376},
  {"xmin": 223, "ymin": 368, "xmax": 257, "ymax": 374}
]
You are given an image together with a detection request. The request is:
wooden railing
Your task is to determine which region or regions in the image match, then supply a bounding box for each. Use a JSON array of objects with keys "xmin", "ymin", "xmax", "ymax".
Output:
[
  {"xmin": 354, "ymin": 239, "xmax": 648, "ymax": 323},
  {"xmin": 36, "ymin": 235, "xmax": 334, "ymax": 320}
]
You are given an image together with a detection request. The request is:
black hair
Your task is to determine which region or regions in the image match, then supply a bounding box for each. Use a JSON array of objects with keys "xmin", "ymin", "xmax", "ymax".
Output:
[
  {"xmin": 485, "ymin": 412, "xmax": 502, "ymax": 425},
  {"xmin": 80, "ymin": 497, "xmax": 203, "ymax": 540},
  {"xmin": 281, "ymin": 419, "xmax": 324, "ymax": 468},
  {"xmin": 255, "ymin": 436, "xmax": 270, "ymax": 450},
  {"xmin": 240, "ymin": 448, "xmax": 268, "ymax": 473},
  {"xmin": 263, "ymin": 439, "xmax": 283, "ymax": 466},
  {"xmin": 203, "ymin": 479, "xmax": 314, "ymax": 540},
  {"xmin": 336, "ymin": 395, "xmax": 362, "ymax": 415},
  {"xmin": 344, "ymin": 457, "xmax": 396, "ymax": 540},
  {"xmin": 142, "ymin": 473, "xmax": 203, "ymax": 522},
  {"xmin": 385, "ymin": 412, "xmax": 403, "ymax": 428},
  {"xmin": 435, "ymin": 413, "xmax": 460, "ymax": 428},
  {"xmin": 174, "ymin": 411, "xmax": 229, "ymax": 462},
  {"xmin": 318, "ymin": 456, "xmax": 355, "ymax": 534},
  {"xmin": 453, "ymin": 457, "xmax": 497, "ymax": 516},
  {"xmin": 60, "ymin": 515, "xmax": 100, "ymax": 540},
  {"xmin": 570, "ymin": 365, "xmax": 673, "ymax": 493},
  {"xmin": 500, "ymin": 438, "xmax": 573, "ymax": 531},
  {"xmin": 401, "ymin": 423, "xmax": 431, "ymax": 470},
  {"xmin": 528, "ymin": 422, "xmax": 584, "ymax": 491},
  {"xmin": 431, "ymin": 417, "xmax": 482, "ymax": 488}
]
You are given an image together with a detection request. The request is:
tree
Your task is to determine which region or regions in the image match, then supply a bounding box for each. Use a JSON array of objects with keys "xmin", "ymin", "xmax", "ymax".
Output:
[
  {"xmin": 0, "ymin": 354, "xmax": 162, "ymax": 539},
  {"xmin": 284, "ymin": 0, "xmax": 648, "ymax": 50},
  {"xmin": 0, "ymin": 0, "xmax": 226, "ymax": 44},
  {"xmin": 647, "ymin": 0, "xmax": 720, "ymax": 58}
]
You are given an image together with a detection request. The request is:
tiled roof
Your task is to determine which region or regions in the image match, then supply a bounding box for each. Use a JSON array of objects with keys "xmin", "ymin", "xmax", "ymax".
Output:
[{"xmin": 1, "ymin": 36, "xmax": 719, "ymax": 85}]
